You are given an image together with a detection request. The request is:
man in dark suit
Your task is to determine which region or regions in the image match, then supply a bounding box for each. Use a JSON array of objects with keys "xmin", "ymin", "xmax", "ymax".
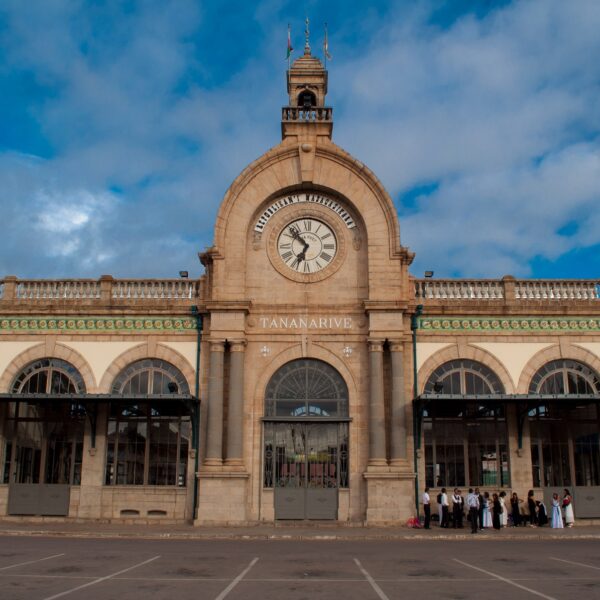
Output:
[{"xmin": 475, "ymin": 487, "xmax": 484, "ymax": 530}]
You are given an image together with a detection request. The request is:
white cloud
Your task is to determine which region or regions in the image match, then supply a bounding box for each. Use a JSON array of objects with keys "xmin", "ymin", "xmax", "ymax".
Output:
[
  {"xmin": 332, "ymin": 0, "xmax": 600, "ymax": 276},
  {"xmin": 0, "ymin": 0, "xmax": 598, "ymax": 278}
]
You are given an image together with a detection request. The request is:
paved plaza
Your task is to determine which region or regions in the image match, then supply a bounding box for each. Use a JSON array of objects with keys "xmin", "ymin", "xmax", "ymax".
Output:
[{"xmin": 0, "ymin": 531, "xmax": 599, "ymax": 600}]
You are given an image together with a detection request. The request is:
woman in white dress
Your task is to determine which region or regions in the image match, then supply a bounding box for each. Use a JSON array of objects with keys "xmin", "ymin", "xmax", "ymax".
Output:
[
  {"xmin": 550, "ymin": 493, "xmax": 564, "ymax": 528},
  {"xmin": 563, "ymin": 489, "xmax": 575, "ymax": 527},
  {"xmin": 499, "ymin": 491, "xmax": 508, "ymax": 527},
  {"xmin": 482, "ymin": 491, "xmax": 493, "ymax": 528}
]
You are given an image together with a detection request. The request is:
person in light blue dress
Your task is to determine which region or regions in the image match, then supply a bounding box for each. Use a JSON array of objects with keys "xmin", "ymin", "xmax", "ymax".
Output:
[
  {"xmin": 550, "ymin": 493, "xmax": 564, "ymax": 528},
  {"xmin": 482, "ymin": 491, "xmax": 493, "ymax": 528}
]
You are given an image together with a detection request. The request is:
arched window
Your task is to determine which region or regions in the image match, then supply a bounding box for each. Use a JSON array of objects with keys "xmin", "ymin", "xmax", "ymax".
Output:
[
  {"xmin": 529, "ymin": 359, "xmax": 600, "ymax": 395},
  {"xmin": 106, "ymin": 359, "xmax": 191, "ymax": 487},
  {"xmin": 263, "ymin": 359, "xmax": 349, "ymax": 492},
  {"xmin": 423, "ymin": 360, "xmax": 508, "ymax": 489},
  {"xmin": 425, "ymin": 359, "xmax": 504, "ymax": 395},
  {"xmin": 265, "ymin": 358, "xmax": 348, "ymax": 417},
  {"xmin": 3, "ymin": 359, "xmax": 86, "ymax": 486},
  {"xmin": 528, "ymin": 360, "xmax": 600, "ymax": 488},
  {"xmin": 11, "ymin": 358, "xmax": 86, "ymax": 394},
  {"xmin": 111, "ymin": 358, "xmax": 189, "ymax": 395}
]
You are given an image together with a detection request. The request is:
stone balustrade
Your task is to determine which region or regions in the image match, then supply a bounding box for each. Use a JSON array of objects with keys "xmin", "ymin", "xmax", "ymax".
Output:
[
  {"xmin": 112, "ymin": 279, "xmax": 196, "ymax": 300},
  {"xmin": 0, "ymin": 276, "xmax": 201, "ymax": 306},
  {"xmin": 414, "ymin": 277, "xmax": 600, "ymax": 302},
  {"xmin": 15, "ymin": 279, "xmax": 101, "ymax": 300},
  {"xmin": 415, "ymin": 279, "xmax": 505, "ymax": 300},
  {"xmin": 282, "ymin": 106, "xmax": 333, "ymax": 122},
  {"xmin": 514, "ymin": 280, "xmax": 599, "ymax": 300}
]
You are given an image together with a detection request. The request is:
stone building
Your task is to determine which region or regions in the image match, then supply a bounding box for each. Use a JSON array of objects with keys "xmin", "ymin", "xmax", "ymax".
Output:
[{"xmin": 0, "ymin": 47, "xmax": 599, "ymax": 524}]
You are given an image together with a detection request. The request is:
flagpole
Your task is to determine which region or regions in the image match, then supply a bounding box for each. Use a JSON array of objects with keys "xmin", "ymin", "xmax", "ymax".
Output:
[
  {"xmin": 323, "ymin": 23, "xmax": 332, "ymax": 69},
  {"xmin": 287, "ymin": 23, "xmax": 293, "ymax": 93}
]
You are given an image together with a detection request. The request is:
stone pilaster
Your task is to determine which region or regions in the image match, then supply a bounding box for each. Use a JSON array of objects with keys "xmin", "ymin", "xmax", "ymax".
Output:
[
  {"xmin": 77, "ymin": 405, "xmax": 108, "ymax": 519},
  {"xmin": 205, "ymin": 339, "xmax": 226, "ymax": 467},
  {"xmin": 368, "ymin": 339, "xmax": 387, "ymax": 467},
  {"xmin": 225, "ymin": 339, "xmax": 246, "ymax": 467},
  {"xmin": 389, "ymin": 341, "xmax": 408, "ymax": 466}
]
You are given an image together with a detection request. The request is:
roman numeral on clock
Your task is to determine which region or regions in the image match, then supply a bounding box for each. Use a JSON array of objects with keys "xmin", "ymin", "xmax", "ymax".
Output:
[{"xmin": 320, "ymin": 252, "xmax": 332, "ymax": 262}]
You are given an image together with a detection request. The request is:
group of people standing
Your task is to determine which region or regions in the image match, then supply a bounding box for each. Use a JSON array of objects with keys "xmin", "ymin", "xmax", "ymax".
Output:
[{"xmin": 422, "ymin": 487, "xmax": 575, "ymax": 531}]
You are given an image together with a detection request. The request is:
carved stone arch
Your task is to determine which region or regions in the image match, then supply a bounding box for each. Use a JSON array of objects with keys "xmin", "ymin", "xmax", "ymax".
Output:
[
  {"xmin": 0, "ymin": 342, "xmax": 96, "ymax": 393},
  {"xmin": 418, "ymin": 344, "xmax": 514, "ymax": 394},
  {"xmin": 517, "ymin": 343, "xmax": 600, "ymax": 393},
  {"xmin": 213, "ymin": 141, "xmax": 409, "ymax": 259},
  {"xmin": 315, "ymin": 143, "xmax": 405, "ymax": 259},
  {"xmin": 252, "ymin": 343, "xmax": 359, "ymax": 419},
  {"xmin": 98, "ymin": 343, "xmax": 195, "ymax": 394}
]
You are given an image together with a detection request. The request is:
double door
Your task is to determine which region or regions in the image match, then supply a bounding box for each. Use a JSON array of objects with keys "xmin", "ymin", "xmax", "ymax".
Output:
[{"xmin": 266, "ymin": 422, "xmax": 348, "ymax": 520}]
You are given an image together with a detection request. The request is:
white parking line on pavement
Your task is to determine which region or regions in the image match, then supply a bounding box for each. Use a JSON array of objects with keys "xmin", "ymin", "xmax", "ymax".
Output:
[
  {"xmin": 550, "ymin": 557, "xmax": 600, "ymax": 571},
  {"xmin": 41, "ymin": 555, "xmax": 161, "ymax": 600},
  {"xmin": 454, "ymin": 559, "xmax": 558, "ymax": 600},
  {"xmin": 354, "ymin": 558, "xmax": 390, "ymax": 600},
  {"xmin": 0, "ymin": 554, "xmax": 65, "ymax": 571},
  {"xmin": 213, "ymin": 557, "xmax": 259, "ymax": 600}
]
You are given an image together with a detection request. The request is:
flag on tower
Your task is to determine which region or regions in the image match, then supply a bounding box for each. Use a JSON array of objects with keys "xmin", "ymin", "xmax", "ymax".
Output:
[
  {"xmin": 286, "ymin": 24, "xmax": 294, "ymax": 60},
  {"xmin": 324, "ymin": 23, "xmax": 332, "ymax": 62}
]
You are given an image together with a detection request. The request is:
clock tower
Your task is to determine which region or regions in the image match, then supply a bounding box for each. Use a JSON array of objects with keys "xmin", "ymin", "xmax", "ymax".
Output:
[{"xmin": 197, "ymin": 43, "xmax": 416, "ymax": 524}]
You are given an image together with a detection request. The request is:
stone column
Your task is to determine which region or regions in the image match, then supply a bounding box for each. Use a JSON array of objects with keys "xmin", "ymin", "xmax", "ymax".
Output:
[
  {"xmin": 368, "ymin": 339, "xmax": 387, "ymax": 466},
  {"xmin": 226, "ymin": 339, "xmax": 246, "ymax": 467},
  {"xmin": 205, "ymin": 339, "xmax": 225, "ymax": 466},
  {"xmin": 389, "ymin": 341, "xmax": 408, "ymax": 464}
]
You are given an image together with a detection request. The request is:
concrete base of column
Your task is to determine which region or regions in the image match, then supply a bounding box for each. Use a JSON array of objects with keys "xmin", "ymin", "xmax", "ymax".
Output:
[
  {"xmin": 224, "ymin": 458, "xmax": 245, "ymax": 467},
  {"xmin": 203, "ymin": 458, "xmax": 224, "ymax": 467},
  {"xmin": 389, "ymin": 458, "xmax": 412, "ymax": 471},
  {"xmin": 194, "ymin": 472, "xmax": 250, "ymax": 525},
  {"xmin": 364, "ymin": 471, "xmax": 416, "ymax": 524},
  {"xmin": 367, "ymin": 458, "xmax": 389, "ymax": 468}
]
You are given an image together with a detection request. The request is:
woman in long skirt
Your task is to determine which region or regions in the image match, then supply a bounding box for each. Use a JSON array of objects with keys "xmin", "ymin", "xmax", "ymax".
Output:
[
  {"xmin": 492, "ymin": 493, "xmax": 502, "ymax": 530},
  {"xmin": 499, "ymin": 491, "xmax": 508, "ymax": 527},
  {"xmin": 537, "ymin": 500, "xmax": 548, "ymax": 526},
  {"xmin": 483, "ymin": 492, "xmax": 493, "ymax": 528},
  {"xmin": 550, "ymin": 493, "xmax": 564, "ymax": 528},
  {"xmin": 510, "ymin": 492, "xmax": 522, "ymax": 526},
  {"xmin": 563, "ymin": 489, "xmax": 575, "ymax": 527}
]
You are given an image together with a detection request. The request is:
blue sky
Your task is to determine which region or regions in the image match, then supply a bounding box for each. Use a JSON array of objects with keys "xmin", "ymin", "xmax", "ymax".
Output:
[{"xmin": 0, "ymin": 0, "xmax": 599, "ymax": 279}]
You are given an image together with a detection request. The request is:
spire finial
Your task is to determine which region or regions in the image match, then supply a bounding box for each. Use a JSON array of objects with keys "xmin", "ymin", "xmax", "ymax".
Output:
[{"xmin": 304, "ymin": 17, "xmax": 310, "ymax": 54}]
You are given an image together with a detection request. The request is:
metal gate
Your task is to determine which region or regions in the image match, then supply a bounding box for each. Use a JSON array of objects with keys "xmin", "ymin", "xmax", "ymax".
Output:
[{"xmin": 267, "ymin": 422, "xmax": 348, "ymax": 520}]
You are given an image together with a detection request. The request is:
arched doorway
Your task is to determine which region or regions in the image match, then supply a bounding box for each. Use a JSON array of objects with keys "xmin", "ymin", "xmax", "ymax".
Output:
[
  {"xmin": 422, "ymin": 359, "xmax": 509, "ymax": 488},
  {"xmin": 5, "ymin": 358, "xmax": 87, "ymax": 516},
  {"xmin": 262, "ymin": 359, "xmax": 349, "ymax": 520}
]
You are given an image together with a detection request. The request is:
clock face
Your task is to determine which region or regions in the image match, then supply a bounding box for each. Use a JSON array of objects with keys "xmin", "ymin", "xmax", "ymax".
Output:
[{"xmin": 277, "ymin": 218, "xmax": 338, "ymax": 274}]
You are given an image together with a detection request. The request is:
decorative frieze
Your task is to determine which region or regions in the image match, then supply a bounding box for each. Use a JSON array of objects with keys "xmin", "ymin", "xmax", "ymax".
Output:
[
  {"xmin": 0, "ymin": 316, "xmax": 195, "ymax": 333},
  {"xmin": 420, "ymin": 316, "xmax": 600, "ymax": 332}
]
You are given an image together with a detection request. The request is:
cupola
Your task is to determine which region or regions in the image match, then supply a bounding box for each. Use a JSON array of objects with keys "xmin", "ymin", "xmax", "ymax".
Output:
[{"xmin": 281, "ymin": 24, "xmax": 332, "ymax": 140}]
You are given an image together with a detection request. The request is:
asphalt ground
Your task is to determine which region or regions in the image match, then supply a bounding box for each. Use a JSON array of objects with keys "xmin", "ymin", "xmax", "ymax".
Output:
[{"xmin": 0, "ymin": 536, "xmax": 599, "ymax": 600}]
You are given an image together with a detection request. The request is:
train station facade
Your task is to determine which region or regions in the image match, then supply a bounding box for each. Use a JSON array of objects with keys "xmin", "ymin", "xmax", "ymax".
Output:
[{"xmin": 0, "ymin": 48, "xmax": 599, "ymax": 524}]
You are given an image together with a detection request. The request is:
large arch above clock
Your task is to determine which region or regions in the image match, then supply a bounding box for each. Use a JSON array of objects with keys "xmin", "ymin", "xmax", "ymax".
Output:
[{"xmin": 206, "ymin": 138, "xmax": 414, "ymax": 302}]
